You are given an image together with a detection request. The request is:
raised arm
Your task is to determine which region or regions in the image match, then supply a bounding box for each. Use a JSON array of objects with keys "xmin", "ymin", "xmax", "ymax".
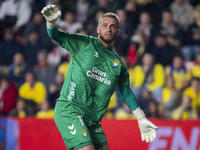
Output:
[
  {"xmin": 41, "ymin": 4, "xmax": 61, "ymax": 29},
  {"xmin": 41, "ymin": 5, "xmax": 65, "ymax": 44},
  {"xmin": 41, "ymin": 4, "xmax": 90, "ymax": 55},
  {"xmin": 118, "ymin": 86, "xmax": 158, "ymax": 143}
]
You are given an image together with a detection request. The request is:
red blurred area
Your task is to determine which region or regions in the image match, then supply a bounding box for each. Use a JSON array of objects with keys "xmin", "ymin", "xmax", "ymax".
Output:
[{"xmin": 13, "ymin": 118, "xmax": 200, "ymax": 150}]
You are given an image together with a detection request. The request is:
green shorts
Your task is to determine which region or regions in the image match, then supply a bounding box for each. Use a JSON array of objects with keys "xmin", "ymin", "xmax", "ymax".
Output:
[{"xmin": 54, "ymin": 100, "xmax": 108, "ymax": 149}]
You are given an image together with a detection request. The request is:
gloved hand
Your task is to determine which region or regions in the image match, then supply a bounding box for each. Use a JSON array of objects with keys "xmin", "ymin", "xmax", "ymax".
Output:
[
  {"xmin": 132, "ymin": 107, "xmax": 158, "ymax": 143},
  {"xmin": 41, "ymin": 4, "xmax": 61, "ymax": 29},
  {"xmin": 138, "ymin": 117, "xmax": 158, "ymax": 142}
]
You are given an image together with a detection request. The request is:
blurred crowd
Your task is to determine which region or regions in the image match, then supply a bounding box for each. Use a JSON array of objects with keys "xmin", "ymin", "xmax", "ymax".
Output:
[{"xmin": 0, "ymin": 0, "xmax": 200, "ymax": 120}]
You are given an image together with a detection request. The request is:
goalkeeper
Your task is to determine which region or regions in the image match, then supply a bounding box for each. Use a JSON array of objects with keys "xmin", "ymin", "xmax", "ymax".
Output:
[{"xmin": 41, "ymin": 5, "xmax": 158, "ymax": 150}]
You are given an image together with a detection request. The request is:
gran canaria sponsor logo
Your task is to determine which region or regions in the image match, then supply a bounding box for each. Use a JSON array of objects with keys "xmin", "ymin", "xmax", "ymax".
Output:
[{"xmin": 87, "ymin": 67, "xmax": 111, "ymax": 85}]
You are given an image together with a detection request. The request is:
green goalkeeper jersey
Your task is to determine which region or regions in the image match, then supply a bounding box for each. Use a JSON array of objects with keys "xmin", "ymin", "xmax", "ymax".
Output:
[{"xmin": 48, "ymin": 27, "xmax": 129, "ymax": 124}]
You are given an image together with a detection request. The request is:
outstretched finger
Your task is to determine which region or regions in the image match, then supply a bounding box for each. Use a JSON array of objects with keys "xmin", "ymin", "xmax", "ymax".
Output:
[
  {"xmin": 145, "ymin": 133, "xmax": 150, "ymax": 143},
  {"xmin": 52, "ymin": 5, "xmax": 57, "ymax": 13},
  {"xmin": 141, "ymin": 132, "xmax": 145, "ymax": 141},
  {"xmin": 152, "ymin": 129, "xmax": 156, "ymax": 139},
  {"xmin": 41, "ymin": 6, "xmax": 47, "ymax": 15},
  {"xmin": 55, "ymin": 10, "xmax": 62, "ymax": 19},
  {"xmin": 43, "ymin": 6, "xmax": 50, "ymax": 16}
]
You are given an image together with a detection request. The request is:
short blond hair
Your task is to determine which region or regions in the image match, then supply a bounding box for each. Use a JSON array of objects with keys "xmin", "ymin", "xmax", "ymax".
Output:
[{"xmin": 98, "ymin": 12, "xmax": 120, "ymax": 28}]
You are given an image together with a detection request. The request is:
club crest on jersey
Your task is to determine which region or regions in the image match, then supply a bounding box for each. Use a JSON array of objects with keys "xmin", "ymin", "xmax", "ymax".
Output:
[
  {"xmin": 112, "ymin": 60, "xmax": 119, "ymax": 68},
  {"xmin": 82, "ymin": 130, "xmax": 87, "ymax": 137}
]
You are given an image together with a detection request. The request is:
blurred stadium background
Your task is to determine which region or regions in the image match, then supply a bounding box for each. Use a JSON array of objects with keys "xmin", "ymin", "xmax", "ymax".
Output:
[{"xmin": 0, "ymin": 0, "xmax": 200, "ymax": 149}]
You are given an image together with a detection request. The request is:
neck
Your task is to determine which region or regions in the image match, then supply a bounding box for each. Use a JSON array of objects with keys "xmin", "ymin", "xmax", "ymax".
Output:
[
  {"xmin": 98, "ymin": 37, "xmax": 112, "ymax": 49},
  {"xmin": 165, "ymin": 21, "xmax": 172, "ymax": 26},
  {"xmin": 39, "ymin": 64, "xmax": 48, "ymax": 69},
  {"xmin": 193, "ymin": 88, "xmax": 199, "ymax": 94},
  {"xmin": 143, "ymin": 63, "xmax": 152, "ymax": 68},
  {"xmin": 142, "ymin": 23, "xmax": 150, "ymax": 27},
  {"xmin": 29, "ymin": 83, "xmax": 35, "ymax": 89}
]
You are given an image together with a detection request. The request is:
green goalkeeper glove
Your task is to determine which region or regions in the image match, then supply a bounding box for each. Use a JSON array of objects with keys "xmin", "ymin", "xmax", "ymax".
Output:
[
  {"xmin": 41, "ymin": 4, "xmax": 61, "ymax": 29},
  {"xmin": 132, "ymin": 107, "xmax": 158, "ymax": 143}
]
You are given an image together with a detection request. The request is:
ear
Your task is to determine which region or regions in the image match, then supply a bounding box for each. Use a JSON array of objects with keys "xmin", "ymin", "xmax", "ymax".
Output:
[{"xmin": 97, "ymin": 26, "xmax": 100, "ymax": 34}]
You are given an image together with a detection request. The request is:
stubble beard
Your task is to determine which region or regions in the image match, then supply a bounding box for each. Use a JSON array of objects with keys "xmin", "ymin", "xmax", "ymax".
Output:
[{"xmin": 99, "ymin": 33, "xmax": 115, "ymax": 44}]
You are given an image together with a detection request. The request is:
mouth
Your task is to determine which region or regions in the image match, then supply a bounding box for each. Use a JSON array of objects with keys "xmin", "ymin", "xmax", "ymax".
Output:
[{"xmin": 105, "ymin": 34, "xmax": 112, "ymax": 37}]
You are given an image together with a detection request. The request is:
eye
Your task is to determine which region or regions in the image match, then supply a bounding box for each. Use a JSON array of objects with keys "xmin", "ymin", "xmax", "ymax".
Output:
[{"xmin": 111, "ymin": 25, "xmax": 117, "ymax": 29}]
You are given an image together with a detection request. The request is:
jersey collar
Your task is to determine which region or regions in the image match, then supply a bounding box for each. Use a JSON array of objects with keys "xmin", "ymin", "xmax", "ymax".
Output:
[{"xmin": 96, "ymin": 38, "xmax": 113, "ymax": 51}]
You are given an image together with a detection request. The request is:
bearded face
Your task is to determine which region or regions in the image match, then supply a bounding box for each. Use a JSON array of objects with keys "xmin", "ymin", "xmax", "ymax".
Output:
[{"xmin": 97, "ymin": 17, "xmax": 119, "ymax": 44}]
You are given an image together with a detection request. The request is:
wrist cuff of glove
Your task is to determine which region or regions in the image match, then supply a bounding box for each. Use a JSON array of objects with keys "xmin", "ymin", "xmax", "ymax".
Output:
[
  {"xmin": 132, "ymin": 107, "xmax": 145, "ymax": 120},
  {"xmin": 47, "ymin": 21, "xmax": 56, "ymax": 29}
]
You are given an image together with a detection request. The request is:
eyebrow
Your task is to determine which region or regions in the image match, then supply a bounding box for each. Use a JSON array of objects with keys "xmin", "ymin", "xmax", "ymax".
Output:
[{"xmin": 102, "ymin": 22, "xmax": 117, "ymax": 27}]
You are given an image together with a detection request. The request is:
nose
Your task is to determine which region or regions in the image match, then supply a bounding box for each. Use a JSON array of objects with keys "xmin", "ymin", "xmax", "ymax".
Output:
[{"xmin": 107, "ymin": 26, "xmax": 111, "ymax": 32}]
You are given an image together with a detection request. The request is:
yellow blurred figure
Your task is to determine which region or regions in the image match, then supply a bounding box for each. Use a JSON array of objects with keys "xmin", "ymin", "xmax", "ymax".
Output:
[
  {"xmin": 105, "ymin": 92, "xmax": 118, "ymax": 118},
  {"xmin": 183, "ymin": 77, "xmax": 200, "ymax": 111},
  {"xmin": 19, "ymin": 72, "xmax": 47, "ymax": 104},
  {"xmin": 165, "ymin": 55, "xmax": 191, "ymax": 90},
  {"xmin": 36, "ymin": 100, "xmax": 54, "ymax": 119},
  {"xmin": 172, "ymin": 96, "xmax": 198, "ymax": 120},
  {"xmin": 191, "ymin": 53, "xmax": 200, "ymax": 78},
  {"xmin": 57, "ymin": 62, "xmax": 70, "ymax": 78}
]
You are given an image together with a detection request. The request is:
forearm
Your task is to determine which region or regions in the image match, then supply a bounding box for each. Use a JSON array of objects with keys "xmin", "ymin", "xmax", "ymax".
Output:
[
  {"xmin": 118, "ymin": 86, "xmax": 139, "ymax": 111},
  {"xmin": 42, "ymin": 5, "xmax": 63, "ymax": 42},
  {"xmin": 118, "ymin": 85, "xmax": 158, "ymax": 143},
  {"xmin": 118, "ymin": 86, "xmax": 146, "ymax": 120},
  {"xmin": 47, "ymin": 26, "xmax": 64, "ymax": 43}
]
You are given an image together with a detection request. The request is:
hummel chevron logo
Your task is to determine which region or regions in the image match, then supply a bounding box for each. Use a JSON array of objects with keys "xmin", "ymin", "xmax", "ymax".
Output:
[
  {"xmin": 70, "ymin": 129, "xmax": 76, "ymax": 135},
  {"xmin": 68, "ymin": 124, "xmax": 74, "ymax": 130},
  {"xmin": 68, "ymin": 124, "xmax": 76, "ymax": 135},
  {"xmin": 94, "ymin": 51, "xmax": 99, "ymax": 57}
]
